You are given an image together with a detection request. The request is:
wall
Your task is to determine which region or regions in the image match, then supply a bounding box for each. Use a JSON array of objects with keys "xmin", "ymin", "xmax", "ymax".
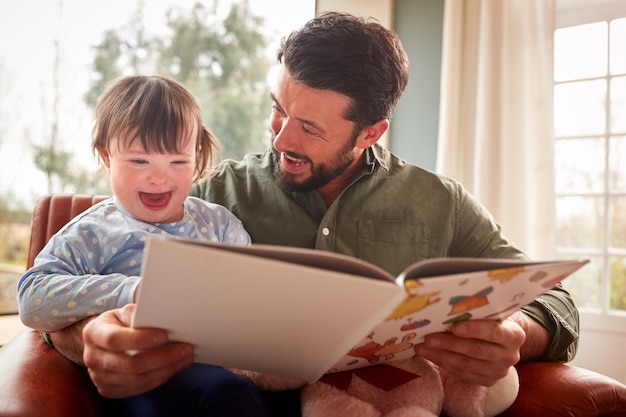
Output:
[
  {"xmin": 571, "ymin": 313, "xmax": 626, "ymax": 383},
  {"xmin": 391, "ymin": 0, "xmax": 443, "ymax": 172}
]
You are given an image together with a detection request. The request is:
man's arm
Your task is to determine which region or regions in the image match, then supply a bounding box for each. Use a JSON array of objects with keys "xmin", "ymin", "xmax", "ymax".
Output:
[
  {"xmin": 510, "ymin": 311, "xmax": 550, "ymax": 362},
  {"xmin": 520, "ymin": 284, "xmax": 580, "ymax": 362},
  {"xmin": 48, "ymin": 317, "xmax": 93, "ymax": 366},
  {"xmin": 49, "ymin": 304, "xmax": 195, "ymax": 398}
]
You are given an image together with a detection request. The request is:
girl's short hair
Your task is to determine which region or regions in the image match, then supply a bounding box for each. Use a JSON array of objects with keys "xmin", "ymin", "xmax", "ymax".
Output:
[{"xmin": 92, "ymin": 74, "xmax": 218, "ymax": 181}]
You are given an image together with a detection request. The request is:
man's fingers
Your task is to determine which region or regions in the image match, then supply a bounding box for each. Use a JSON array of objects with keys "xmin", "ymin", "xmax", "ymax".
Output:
[
  {"xmin": 83, "ymin": 305, "xmax": 169, "ymax": 352},
  {"xmin": 87, "ymin": 344, "xmax": 193, "ymax": 398},
  {"xmin": 81, "ymin": 305, "xmax": 195, "ymax": 398},
  {"xmin": 450, "ymin": 319, "xmax": 526, "ymax": 350},
  {"xmin": 415, "ymin": 319, "xmax": 526, "ymax": 386}
]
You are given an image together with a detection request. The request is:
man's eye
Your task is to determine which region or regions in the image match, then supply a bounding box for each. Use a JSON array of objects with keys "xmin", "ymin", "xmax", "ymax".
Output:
[
  {"xmin": 302, "ymin": 124, "xmax": 320, "ymax": 136},
  {"xmin": 272, "ymin": 104, "xmax": 285, "ymax": 115}
]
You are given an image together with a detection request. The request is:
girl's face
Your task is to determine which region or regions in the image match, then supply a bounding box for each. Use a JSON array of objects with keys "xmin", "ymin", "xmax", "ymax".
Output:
[{"xmin": 99, "ymin": 128, "xmax": 197, "ymax": 224}]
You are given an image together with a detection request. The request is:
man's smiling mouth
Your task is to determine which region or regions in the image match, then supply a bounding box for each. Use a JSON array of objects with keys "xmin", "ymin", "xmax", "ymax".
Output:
[{"xmin": 281, "ymin": 153, "xmax": 310, "ymax": 172}]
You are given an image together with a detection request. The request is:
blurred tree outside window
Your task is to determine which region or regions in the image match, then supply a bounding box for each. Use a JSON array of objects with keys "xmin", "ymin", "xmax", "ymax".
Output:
[{"xmin": 0, "ymin": 0, "xmax": 314, "ymax": 314}]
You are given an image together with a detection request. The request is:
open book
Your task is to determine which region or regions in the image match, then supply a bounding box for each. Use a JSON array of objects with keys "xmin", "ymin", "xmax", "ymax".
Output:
[{"xmin": 131, "ymin": 238, "xmax": 588, "ymax": 383}]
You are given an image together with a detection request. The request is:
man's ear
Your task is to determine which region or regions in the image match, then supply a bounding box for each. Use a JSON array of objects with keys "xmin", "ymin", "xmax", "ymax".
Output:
[
  {"xmin": 356, "ymin": 119, "xmax": 390, "ymax": 149},
  {"xmin": 97, "ymin": 147, "xmax": 111, "ymax": 168}
]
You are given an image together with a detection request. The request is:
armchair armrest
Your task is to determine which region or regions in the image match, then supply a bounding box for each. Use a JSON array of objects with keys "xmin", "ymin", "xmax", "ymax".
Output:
[
  {"xmin": 500, "ymin": 361, "xmax": 626, "ymax": 417},
  {"xmin": 0, "ymin": 330, "xmax": 99, "ymax": 417},
  {"xmin": 1, "ymin": 330, "xmax": 625, "ymax": 417}
]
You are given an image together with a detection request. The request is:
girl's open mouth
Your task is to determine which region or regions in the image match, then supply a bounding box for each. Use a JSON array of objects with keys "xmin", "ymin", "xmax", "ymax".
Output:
[{"xmin": 140, "ymin": 192, "xmax": 172, "ymax": 210}]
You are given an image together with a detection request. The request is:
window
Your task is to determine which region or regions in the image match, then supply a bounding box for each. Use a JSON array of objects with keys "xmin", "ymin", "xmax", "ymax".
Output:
[{"xmin": 554, "ymin": 5, "xmax": 626, "ymax": 319}]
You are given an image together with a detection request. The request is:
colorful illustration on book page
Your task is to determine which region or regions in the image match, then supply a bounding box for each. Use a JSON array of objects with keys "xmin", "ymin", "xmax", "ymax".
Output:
[{"xmin": 328, "ymin": 262, "xmax": 581, "ymax": 373}]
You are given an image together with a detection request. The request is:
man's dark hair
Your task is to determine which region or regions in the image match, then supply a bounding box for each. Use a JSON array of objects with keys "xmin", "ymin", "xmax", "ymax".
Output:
[{"xmin": 277, "ymin": 12, "xmax": 409, "ymax": 131}]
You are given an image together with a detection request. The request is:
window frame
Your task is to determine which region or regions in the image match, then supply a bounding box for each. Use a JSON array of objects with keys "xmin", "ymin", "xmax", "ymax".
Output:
[{"xmin": 555, "ymin": 0, "xmax": 626, "ymax": 334}]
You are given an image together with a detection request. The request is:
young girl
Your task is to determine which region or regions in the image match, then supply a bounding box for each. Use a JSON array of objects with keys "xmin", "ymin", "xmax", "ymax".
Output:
[{"xmin": 17, "ymin": 74, "xmax": 270, "ymax": 417}]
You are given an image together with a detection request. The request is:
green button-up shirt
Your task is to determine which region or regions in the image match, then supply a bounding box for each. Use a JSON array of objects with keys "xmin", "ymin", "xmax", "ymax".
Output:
[{"xmin": 192, "ymin": 144, "xmax": 578, "ymax": 361}]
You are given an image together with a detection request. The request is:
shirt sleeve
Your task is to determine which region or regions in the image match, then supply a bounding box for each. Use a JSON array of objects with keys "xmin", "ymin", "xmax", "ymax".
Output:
[
  {"xmin": 17, "ymin": 234, "xmax": 139, "ymax": 332},
  {"xmin": 521, "ymin": 283, "xmax": 580, "ymax": 361},
  {"xmin": 215, "ymin": 206, "xmax": 252, "ymax": 246}
]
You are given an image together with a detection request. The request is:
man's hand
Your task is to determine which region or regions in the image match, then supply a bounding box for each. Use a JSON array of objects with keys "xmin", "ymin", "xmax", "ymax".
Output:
[
  {"xmin": 82, "ymin": 304, "xmax": 195, "ymax": 398},
  {"xmin": 415, "ymin": 317, "xmax": 527, "ymax": 387}
]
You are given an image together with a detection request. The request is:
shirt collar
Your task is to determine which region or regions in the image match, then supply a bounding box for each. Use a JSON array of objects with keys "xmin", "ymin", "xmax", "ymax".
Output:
[{"xmin": 366, "ymin": 144, "xmax": 390, "ymax": 171}]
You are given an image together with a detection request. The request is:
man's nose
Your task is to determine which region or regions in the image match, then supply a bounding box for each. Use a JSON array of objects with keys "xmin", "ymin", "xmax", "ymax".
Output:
[{"xmin": 272, "ymin": 119, "xmax": 300, "ymax": 152}]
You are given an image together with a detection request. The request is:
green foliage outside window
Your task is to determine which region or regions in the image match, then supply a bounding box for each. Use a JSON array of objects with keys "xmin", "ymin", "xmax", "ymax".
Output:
[
  {"xmin": 611, "ymin": 258, "xmax": 626, "ymax": 310},
  {"xmin": 86, "ymin": 1, "xmax": 272, "ymax": 163}
]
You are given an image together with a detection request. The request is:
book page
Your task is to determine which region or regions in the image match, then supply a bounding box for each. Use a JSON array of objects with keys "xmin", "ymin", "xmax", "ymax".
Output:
[
  {"xmin": 329, "ymin": 259, "xmax": 588, "ymax": 373},
  {"xmin": 132, "ymin": 238, "xmax": 406, "ymax": 383}
]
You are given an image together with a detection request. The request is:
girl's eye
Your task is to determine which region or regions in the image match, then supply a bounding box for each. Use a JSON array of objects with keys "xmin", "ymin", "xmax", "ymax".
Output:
[{"xmin": 131, "ymin": 159, "xmax": 148, "ymax": 164}]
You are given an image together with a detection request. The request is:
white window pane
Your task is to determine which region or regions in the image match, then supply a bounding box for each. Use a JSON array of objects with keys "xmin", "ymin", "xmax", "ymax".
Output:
[
  {"xmin": 609, "ymin": 197, "xmax": 626, "ymax": 248},
  {"xmin": 556, "ymin": 196, "xmax": 604, "ymax": 248},
  {"xmin": 611, "ymin": 76, "xmax": 626, "ymax": 133},
  {"xmin": 554, "ymin": 80, "xmax": 606, "ymax": 136},
  {"xmin": 555, "ymin": 22, "xmax": 607, "ymax": 81},
  {"xmin": 609, "ymin": 136, "xmax": 626, "ymax": 191},
  {"xmin": 554, "ymin": 14, "xmax": 626, "ymax": 317},
  {"xmin": 556, "ymin": 138, "xmax": 606, "ymax": 193},
  {"xmin": 562, "ymin": 255, "xmax": 603, "ymax": 310},
  {"xmin": 610, "ymin": 257, "xmax": 626, "ymax": 311},
  {"xmin": 610, "ymin": 18, "xmax": 626, "ymax": 75}
]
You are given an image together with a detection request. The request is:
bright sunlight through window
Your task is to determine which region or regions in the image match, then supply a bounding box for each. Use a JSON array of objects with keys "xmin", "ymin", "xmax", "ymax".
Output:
[{"xmin": 554, "ymin": 18, "xmax": 626, "ymax": 314}]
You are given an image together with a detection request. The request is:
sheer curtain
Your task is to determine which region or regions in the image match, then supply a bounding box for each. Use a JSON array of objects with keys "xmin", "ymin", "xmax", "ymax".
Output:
[{"xmin": 436, "ymin": 0, "xmax": 556, "ymax": 259}]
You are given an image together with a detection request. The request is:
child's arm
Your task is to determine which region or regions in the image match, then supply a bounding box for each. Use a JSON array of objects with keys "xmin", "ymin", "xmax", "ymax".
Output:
[{"xmin": 17, "ymin": 236, "xmax": 139, "ymax": 332}]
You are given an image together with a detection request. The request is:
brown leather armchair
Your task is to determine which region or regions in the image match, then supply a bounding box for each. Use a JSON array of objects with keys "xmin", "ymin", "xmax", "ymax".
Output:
[{"xmin": 1, "ymin": 193, "xmax": 626, "ymax": 417}]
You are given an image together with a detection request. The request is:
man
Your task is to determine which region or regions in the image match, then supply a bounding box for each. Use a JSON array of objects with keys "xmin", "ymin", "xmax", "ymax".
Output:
[{"xmin": 49, "ymin": 11, "xmax": 578, "ymax": 415}]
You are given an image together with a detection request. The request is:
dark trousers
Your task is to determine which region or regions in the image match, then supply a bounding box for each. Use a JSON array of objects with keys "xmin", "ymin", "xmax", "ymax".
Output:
[{"xmin": 101, "ymin": 363, "xmax": 277, "ymax": 417}]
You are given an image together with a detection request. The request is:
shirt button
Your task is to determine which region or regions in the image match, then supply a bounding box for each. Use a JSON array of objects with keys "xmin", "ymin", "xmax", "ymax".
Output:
[{"xmin": 322, "ymin": 227, "xmax": 330, "ymax": 236}]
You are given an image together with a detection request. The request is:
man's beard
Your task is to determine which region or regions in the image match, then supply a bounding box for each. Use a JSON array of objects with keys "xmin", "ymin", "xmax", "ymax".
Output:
[{"xmin": 270, "ymin": 132, "xmax": 358, "ymax": 193}]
